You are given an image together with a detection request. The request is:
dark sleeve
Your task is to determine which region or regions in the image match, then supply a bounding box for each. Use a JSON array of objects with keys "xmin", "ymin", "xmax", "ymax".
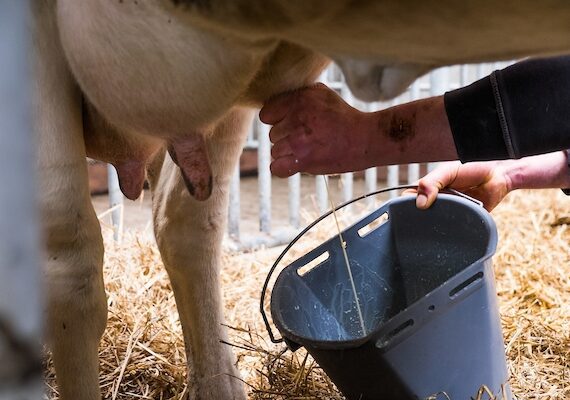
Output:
[{"xmin": 444, "ymin": 55, "xmax": 570, "ymax": 162}]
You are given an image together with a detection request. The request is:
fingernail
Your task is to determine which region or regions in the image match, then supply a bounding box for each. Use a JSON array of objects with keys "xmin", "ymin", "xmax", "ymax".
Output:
[{"xmin": 416, "ymin": 194, "xmax": 427, "ymax": 209}]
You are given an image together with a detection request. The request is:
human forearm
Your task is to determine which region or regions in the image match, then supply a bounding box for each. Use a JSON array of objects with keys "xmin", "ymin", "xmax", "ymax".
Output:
[
  {"xmin": 365, "ymin": 95, "xmax": 458, "ymax": 166},
  {"xmin": 262, "ymin": 84, "xmax": 458, "ymax": 177},
  {"xmin": 504, "ymin": 151, "xmax": 570, "ymax": 191},
  {"xmin": 412, "ymin": 151, "xmax": 570, "ymax": 212}
]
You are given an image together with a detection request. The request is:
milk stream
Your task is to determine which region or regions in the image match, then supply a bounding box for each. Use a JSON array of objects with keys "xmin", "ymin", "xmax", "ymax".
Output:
[{"xmin": 323, "ymin": 176, "xmax": 367, "ymax": 337}]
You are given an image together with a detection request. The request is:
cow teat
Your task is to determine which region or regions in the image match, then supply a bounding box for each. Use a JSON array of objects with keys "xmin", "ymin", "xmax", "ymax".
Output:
[
  {"xmin": 335, "ymin": 58, "xmax": 433, "ymax": 102},
  {"xmin": 113, "ymin": 161, "xmax": 146, "ymax": 201},
  {"xmin": 168, "ymin": 135, "xmax": 213, "ymax": 201}
]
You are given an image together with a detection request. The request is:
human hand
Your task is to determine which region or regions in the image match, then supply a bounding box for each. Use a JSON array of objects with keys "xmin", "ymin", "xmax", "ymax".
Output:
[
  {"xmin": 259, "ymin": 83, "xmax": 375, "ymax": 177},
  {"xmin": 407, "ymin": 160, "xmax": 512, "ymax": 212}
]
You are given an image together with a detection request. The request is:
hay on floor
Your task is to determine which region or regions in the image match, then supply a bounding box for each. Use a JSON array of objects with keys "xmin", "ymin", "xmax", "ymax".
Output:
[{"xmin": 44, "ymin": 189, "xmax": 570, "ymax": 399}]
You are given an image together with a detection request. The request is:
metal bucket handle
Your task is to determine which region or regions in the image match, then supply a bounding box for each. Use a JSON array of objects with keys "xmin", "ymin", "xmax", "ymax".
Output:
[{"xmin": 260, "ymin": 184, "xmax": 483, "ymax": 344}]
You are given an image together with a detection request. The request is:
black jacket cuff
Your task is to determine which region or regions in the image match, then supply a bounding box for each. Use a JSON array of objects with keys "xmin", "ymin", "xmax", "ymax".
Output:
[
  {"xmin": 444, "ymin": 56, "xmax": 570, "ymax": 163},
  {"xmin": 444, "ymin": 77, "xmax": 508, "ymax": 162}
]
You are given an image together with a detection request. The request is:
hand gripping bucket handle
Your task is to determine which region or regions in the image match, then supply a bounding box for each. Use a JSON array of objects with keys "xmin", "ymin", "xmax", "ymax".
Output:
[{"xmin": 259, "ymin": 184, "xmax": 483, "ymax": 344}]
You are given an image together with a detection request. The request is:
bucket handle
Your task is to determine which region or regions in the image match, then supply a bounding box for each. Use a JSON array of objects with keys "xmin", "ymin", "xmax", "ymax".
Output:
[{"xmin": 260, "ymin": 184, "xmax": 483, "ymax": 344}]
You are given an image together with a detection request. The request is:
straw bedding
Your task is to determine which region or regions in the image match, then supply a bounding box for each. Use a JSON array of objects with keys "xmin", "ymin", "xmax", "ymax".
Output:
[{"xmin": 44, "ymin": 189, "xmax": 569, "ymax": 399}]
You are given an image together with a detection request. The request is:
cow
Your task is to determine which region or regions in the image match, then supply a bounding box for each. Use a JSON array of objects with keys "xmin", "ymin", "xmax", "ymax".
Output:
[
  {"xmin": 35, "ymin": 2, "xmax": 326, "ymax": 399},
  {"xmin": 33, "ymin": 1, "xmax": 570, "ymax": 399}
]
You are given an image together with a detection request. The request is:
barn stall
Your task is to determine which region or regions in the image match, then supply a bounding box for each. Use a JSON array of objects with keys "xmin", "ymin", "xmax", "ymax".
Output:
[{"xmin": 40, "ymin": 63, "xmax": 570, "ymax": 399}]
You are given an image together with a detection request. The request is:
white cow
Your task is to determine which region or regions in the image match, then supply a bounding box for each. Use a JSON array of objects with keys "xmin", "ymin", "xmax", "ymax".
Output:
[{"xmin": 33, "ymin": 1, "xmax": 570, "ymax": 399}]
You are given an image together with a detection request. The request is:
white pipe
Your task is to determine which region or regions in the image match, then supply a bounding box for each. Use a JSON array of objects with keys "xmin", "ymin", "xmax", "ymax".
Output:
[
  {"xmin": 430, "ymin": 67, "xmax": 449, "ymax": 96},
  {"xmin": 476, "ymin": 64, "xmax": 487, "ymax": 79},
  {"xmin": 228, "ymin": 164, "xmax": 240, "ymax": 240},
  {"xmin": 316, "ymin": 175, "xmax": 328, "ymax": 214},
  {"xmin": 410, "ymin": 80, "xmax": 421, "ymax": 100},
  {"xmin": 107, "ymin": 164, "xmax": 123, "ymax": 242},
  {"xmin": 341, "ymin": 173, "xmax": 353, "ymax": 203},
  {"xmin": 460, "ymin": 65, "xmax": 470, "ymax": 87},
  {"xmin": 288, "ymin": 173, "xmax": 301, "ymax": 229},
  {"xmin": 407, "ymin": 164, "xmax": 420, "ymax": 184},
  {"xmin": 257, "ymin": 117, "xmax": 271, "ymax": 233},
  {"xmin": 0, "ymin": 1, "xmax": 43, "ymax": 396},
  {"xmin": 364, "ymin": 167, "xmax": 377, "ymax": 208},
  {"xmin": 387, "ymin": 165, "xmax": 399, "ymax": 198}
]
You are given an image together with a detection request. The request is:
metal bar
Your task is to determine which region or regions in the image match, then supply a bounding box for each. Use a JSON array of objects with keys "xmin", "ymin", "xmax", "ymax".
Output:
[
  {"xmin": 407, "ymin": 164, "xmax": 420, "ymax": 184},
  {"xmin": 0, "ymin": 1, "xmax": 43, "ymax": 397},
  {"xmin": 430, "ymin": 67, "xmax": 449, "ymax": 96},
  {"xmin": 410, "ymin": 80, "xmax": 421, "ymax": 100},
  {"xmin": 341, "ymin": 173, "xmax": 353, "ymax": 203},
  {"xmin": 316, "ymin": 175, "xmax": 328, "ymax": 214},
  {"xmin": 288, "ymin": 173, "xmax": 301, "ymax": 229},
  {"xmin": 228, "ymin": 164, "xmax": 240, "ymax": 240},
  {"xmin": 460, "ymin": 65, "xmax": 470, "ymax": 87},
  {"xmin": 257, "ymin": 116, "xmax": 271, "ymax": 233},
  {"xmin": 107, "ymin": 164, "xmax": 123, "ymax": 242},
  {"xmin": 476, "ymin": 63, "xmax": 487, "ymax": 79},
  {"xmin": 387, "ymin": 165, "xmax": 399, "ymax": 199},
  {"xmin": 364, "ymin": 167, "xmax": 377, "ymax": 207}
]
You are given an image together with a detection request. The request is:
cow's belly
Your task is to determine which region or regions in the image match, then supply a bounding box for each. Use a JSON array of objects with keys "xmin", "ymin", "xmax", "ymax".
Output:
[
  {"xmin": 56, "ymin": 0, "xmax": 321, "ymax": 138},
  {"xmin": 178, "ymin": 0, "xmax": 570, "ymax": 65}
]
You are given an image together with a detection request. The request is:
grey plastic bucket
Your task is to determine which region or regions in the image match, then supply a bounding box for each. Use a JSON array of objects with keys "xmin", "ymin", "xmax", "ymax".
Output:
[{"xmin": 260, "ymin": 186, "xmax": 511, "ymax": 400}]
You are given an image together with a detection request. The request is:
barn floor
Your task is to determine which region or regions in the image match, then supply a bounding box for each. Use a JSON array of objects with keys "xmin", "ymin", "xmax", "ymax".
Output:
[{"xmin": 44, "ymin": 187, "xmax": 570, "ymax": 399}]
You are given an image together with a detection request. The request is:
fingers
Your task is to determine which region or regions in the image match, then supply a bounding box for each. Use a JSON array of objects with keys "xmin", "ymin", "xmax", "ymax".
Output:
[
  {"xmin": 270, "ymin": 135, "xmax": 294, "ymax": 159},
  {"xmin": 261, "ymin": 83, "xmax": 332, "ymax": 127},
  {"xmin": 259, "ymin": 90, "xmax": 298, "ymax": 125},
  {"xmin": 269, "ymin": 123, "xmax": 292, "ymax": 144},
  {"xmin": 270, "ymin": 155, "xmax": 302, "ymax": 178},
  {"xmin": 270, "ymin": 134, "xmax": 310, "ymax": 177}
]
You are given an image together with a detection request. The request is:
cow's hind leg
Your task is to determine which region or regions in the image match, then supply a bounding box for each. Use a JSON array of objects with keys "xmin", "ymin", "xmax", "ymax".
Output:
[
  {"xmin": 34, "ymin": 3, "xmax": 107, "ymax": 399},
  {"xmin": 148, "ymin": 108, "xmax": 253, "ymax": 400}
]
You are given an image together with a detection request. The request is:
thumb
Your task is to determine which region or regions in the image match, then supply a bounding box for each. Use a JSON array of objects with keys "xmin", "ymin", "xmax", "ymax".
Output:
[
  {"xmin": 415, "ymin": 162, "xmax": 460, "ymax": 209},
  {"xmin": 415, "ymin": 179, "xmax": 439, "ymax": 209},
  {"xmin": 259, "ymin": 90, "xmax": 297, "ymax": 125}
]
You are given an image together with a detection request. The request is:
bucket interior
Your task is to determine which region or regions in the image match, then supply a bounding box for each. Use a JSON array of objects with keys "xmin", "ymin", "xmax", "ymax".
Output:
[{"xmin": 270, "ymin": 195, "xmax": 495, "ymax": 345}]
